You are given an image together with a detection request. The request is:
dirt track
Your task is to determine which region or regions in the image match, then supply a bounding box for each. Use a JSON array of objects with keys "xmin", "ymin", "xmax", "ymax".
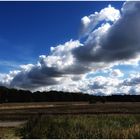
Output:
[{"xmin": 0, "ymin": 121, "xmax": 26, "ymax": 127}]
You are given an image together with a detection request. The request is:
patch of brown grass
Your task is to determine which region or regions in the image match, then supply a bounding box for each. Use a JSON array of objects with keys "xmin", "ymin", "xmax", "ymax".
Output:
[{"xmin": 0, "ymin": 127, "xmax": 20, "ymax": 139}]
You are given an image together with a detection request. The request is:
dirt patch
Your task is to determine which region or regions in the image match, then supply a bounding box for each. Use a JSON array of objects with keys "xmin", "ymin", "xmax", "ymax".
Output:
[{"xmin": 0, "ymin": 121, "xmax": 26, "ymax": 127}]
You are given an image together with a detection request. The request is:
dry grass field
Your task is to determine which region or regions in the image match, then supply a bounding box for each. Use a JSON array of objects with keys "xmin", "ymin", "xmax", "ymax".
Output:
[
  {"xmin": 0, "ymin": 102, "xmax": 140, "ymax": 138},
  {"xmin": 0, "ymin": 102, "xmax": 140, "ymax": 117},
  {"xmin": 20, "ymin": 115, "xmax": 140, "ymax": 139}
]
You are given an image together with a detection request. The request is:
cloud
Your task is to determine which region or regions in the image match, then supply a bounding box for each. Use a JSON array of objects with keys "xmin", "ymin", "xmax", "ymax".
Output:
[
  {"xmin": 110, "ymin": 69, "xmax": 124, "ymax": 78},
  {"xmin": 1, "ymin": 1, "xmax": 140, "ymax": 95},
  {"xmin": 89, "ymin": 76, "xmax": 121, "ymax": 95},
  {"xmin": 20, "ymin": 64, "xmax": 34, "ymax": 72},
  {"xmin": 10, "ymin": 40, "xmax": 87, "ymax": 89},
  {"xmin": 74, "ymin": 1, "xmax": 140, "ymax": 64},
  {"xmin": 81, "ymin": 4, "xmax": 120, "ymax": 37},
  {"xmin": 123, "ymin": 76, "xmax": 140, "ymax": 86},
  {"xmin": 0, "ymin": 70, "xmax": 20, "ymax": 87}
]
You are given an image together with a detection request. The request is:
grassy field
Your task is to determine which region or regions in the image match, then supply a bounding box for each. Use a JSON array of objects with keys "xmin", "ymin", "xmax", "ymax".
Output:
[
  {"xmin": 0, "ymin": 102, "xmax": 140, "ymax": 138},
  {"xmin": 1, "ymin": 102, "xmax": 140, "ymax": 115},
  {"xmin": 20, "ymin": 115, "xmax": 140, "ymax": 139},
  {"xmin": 1, "ymin": 102, "xmax": 140, "ymax": 122},
  {"xmin": 1, "ymin": 115, "xmax": 140, "ymax": 139}
]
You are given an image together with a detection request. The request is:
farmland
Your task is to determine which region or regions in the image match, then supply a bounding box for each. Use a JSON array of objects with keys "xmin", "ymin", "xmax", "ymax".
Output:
[
  {"xmin": 0, "ymin": 102, "xmax": 140, "ymax": 138},
  {"xmin": 0, "ymin": 102, "xmax": 140, "ymax": 116}
]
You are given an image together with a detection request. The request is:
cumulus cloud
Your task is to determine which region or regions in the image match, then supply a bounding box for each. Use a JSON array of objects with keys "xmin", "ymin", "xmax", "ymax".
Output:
[
  {"xmin": 81, "ymin": 4, "xmax": 120, "ymax": 37},
  {"xmin": 1, "ymin": 1, "xmax": 140, "ymax": 95},
  {"xmin": 10, "ymin": 40, "xmax": 88, "ymax": 89},
  {"xmin": 86, "ymin": 76, "xmax": 121, "ymax": 95},
  {"xmin": 123, "ymin": 76, "xmax": 140, "ymax": 86},
  {"xmin": 74, "ymin": 1, "xmax": 140, "ymax": 64},
  {"xmin": 0, "ymin": 71, "xmax": 20, "ymax": 87}
]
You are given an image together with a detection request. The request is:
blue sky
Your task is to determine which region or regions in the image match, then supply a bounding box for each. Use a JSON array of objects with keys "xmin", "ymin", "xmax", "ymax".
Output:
[
  {"xmin": 0, "ymin": 1, "xmax": 123, "ymax": 73},
  {"xmin": 1, "ymin": 1, "xmax": 140, "ymax": 95}
]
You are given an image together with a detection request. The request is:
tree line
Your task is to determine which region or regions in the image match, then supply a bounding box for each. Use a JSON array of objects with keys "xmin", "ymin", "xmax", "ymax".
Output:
[{"xmin": 0, "ymin": 86, "xmax": 140, "ymax": 103}]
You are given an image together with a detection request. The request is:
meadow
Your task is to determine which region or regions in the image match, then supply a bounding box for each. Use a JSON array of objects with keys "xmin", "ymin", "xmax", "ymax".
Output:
[
  {"xmin": 0, "ymin": 102, "xmax": 140, "ymax": 139},
  {"xmin": 20, "ymin": 115, "xmax": 140, "ymax": 139}
]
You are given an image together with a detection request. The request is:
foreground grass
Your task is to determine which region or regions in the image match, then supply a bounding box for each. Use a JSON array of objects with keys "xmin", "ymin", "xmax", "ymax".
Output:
[
  {"xmin": 0, "ymin": 127, "xmax": 20, "ymax": 139},
  {"xmin": 20, "ymin": 115, "xmax": 140, "ymax": 139}
]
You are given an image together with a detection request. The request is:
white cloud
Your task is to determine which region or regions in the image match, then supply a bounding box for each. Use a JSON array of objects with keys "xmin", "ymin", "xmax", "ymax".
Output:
[
  {"xmin": 20, "ymin": 64, "xmax": 34, "ymax": 72},
  {"xmin": 0, "ymin": 70, "xmax": 20, "ymax": 86},
  {"xmin": 1, "ymin": 2, "xmax": 140, "ymax": 96},
  {"xmin": 39, "ymin": 40, "xmax": 81, "ymax": 69},
  {"xmin": 110, "ymin": 69, "xmax": 124, "ymax": 78},
  {"xmin": 81, "ymin": 4, "xmax": 120, "ymax": 37}
]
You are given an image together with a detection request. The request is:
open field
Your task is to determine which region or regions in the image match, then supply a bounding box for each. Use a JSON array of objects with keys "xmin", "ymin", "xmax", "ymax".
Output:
[
  {"xmin": 17, "ymin": 115, "xmax": 140, "ymax": 139},
  {"xmin": 0, "ymin": 102, "xmax": 140, "ymax": 118},
  {"xmin": 0, "ymin": 102, "xmax": 140, "ymax": 121},
  {"xmin": 1, "ymin": 102, "xmax": 140, "ymax": 138}
]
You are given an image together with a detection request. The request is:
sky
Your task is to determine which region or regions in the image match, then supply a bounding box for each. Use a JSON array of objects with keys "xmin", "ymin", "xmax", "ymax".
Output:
[{"xmin": 1, "ymin": 1, "xmax": 140, "ymax": 95}]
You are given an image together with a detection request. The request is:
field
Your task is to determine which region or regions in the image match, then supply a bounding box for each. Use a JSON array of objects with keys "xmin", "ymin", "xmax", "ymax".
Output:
[
  {"xmin": 1, "ymin": 102, "xmax": 140, "ymax": 138},
  {"xmin": 20, "ymin": 115, "xmax": 140, "ymax": 139}
]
